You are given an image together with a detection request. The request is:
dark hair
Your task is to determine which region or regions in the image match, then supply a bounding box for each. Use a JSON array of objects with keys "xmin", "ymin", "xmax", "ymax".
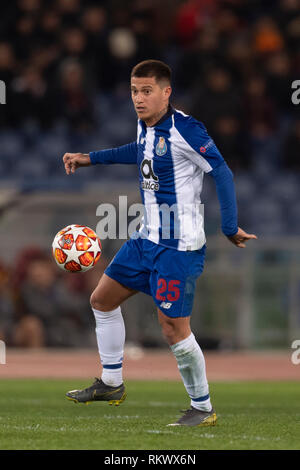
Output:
[{"xmin": 131, "ymin": 59, "xmax": 171, "ymax": 85}]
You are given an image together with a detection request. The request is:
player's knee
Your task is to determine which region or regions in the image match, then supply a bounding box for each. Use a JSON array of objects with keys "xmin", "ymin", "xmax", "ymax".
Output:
[
  {"xmin": 160, "ymin": 316, "xmax": 191, "ymax": 345},
  {"xmin": 90, "ymin": 291, "xmax": 107, "ymax": 311},
  {"xmin": 160, "ymin": 319, "xmax": 178, "ymax": 345},
  {"xmin": 90, "ymin": 290, "xmax": 117, "ymax": 312}
]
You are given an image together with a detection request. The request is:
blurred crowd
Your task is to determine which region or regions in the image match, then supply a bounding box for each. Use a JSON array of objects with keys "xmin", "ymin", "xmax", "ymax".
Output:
[
  {"xmin": 0, "ymin": 0, "xmax": 300, "ymax": 348},
  {"xmin": 0, "ymin": 243, "xmax": 166, "ymax": 349},
  {"xmin": 0, "ymin": 0, "xmax": 299, "ymax": 173},
  {"xmin": 0, "ymin": 247, "xmax": 109, "ymax": 347}
]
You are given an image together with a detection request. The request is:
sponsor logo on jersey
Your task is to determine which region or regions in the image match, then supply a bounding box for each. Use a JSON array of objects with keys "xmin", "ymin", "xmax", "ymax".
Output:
[
  {"xmin": 141, "ymin": 181, "xmax": 160, "ymax": 191},
  {"xmin": 160, "ymin": 302, "xmax": 172, "ymax": 309},
  {"xmin": 140, "ymin": 158, "xmax": 160, "ymax": 191},
  {"xmin": 200, "ymin": 139, "xmax": 214, "ymax": 154},
  {"xmin": 156, "ymin": 137, "xmax": 167, "ymax": 156}
]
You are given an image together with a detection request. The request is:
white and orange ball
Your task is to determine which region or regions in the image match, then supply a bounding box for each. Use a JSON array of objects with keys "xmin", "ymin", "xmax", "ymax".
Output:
[{"xmin": 52, "ymin": 224, "xmax": 102, "ymax": 272}]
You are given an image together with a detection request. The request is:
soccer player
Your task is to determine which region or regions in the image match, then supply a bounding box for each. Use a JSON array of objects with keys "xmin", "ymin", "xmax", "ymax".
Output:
[{"xmin": 63, "ymin": 60, "xmax": 257, "ymax": 426}]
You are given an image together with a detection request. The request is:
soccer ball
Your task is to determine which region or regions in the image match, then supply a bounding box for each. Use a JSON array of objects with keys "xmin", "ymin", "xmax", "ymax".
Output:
[{"xmin": 52, "ymin": 224, "xmax": 102, "ymax": 272}]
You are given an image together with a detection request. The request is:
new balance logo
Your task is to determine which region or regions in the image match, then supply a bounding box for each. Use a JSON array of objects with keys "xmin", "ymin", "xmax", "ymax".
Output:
[{"xmin": 160, "ymin": 302, "xmax": 172, "ymax": 309}]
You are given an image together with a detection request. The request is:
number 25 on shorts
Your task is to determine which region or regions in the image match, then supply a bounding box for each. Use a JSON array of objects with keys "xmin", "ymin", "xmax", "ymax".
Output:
[{"xmin": 156, "ymin": 279, "xmax": 181, "ymax": 302}]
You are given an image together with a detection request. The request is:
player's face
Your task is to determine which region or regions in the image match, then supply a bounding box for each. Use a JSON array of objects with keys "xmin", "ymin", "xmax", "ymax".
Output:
[{"xmin": 131, "ymin": 76, "xmax": 172, "ymax": 125}]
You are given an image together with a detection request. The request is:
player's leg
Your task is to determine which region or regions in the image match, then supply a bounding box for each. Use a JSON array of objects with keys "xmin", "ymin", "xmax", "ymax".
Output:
[
  {"xmin": 157, "ymin": 309, "xmax": 191, "ymax": 345},
  {"xmin": 90, "ymin": 273, "xmax": 137, "ymax": 389},
  {"xmin": 158, "ymin": 308, "xmax": 216, "ymax": 426},
  {"xmin": 66, "ymin": 238, "xmax": 151, "ymax": 405},
  {"xmin": 66, "ymin": 274, "xmax": 136, "ymax": 405},
  {"xmin": 152, "ymin": 244, "xmax": 216, "ymax": 425},
  {"xmin": 158, "ymin": 307, "xmax": 212, "ymax": 409}
]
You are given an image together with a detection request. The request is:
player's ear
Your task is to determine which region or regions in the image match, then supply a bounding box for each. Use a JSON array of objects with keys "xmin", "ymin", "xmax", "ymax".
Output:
[{"xmin": 164, "ymin": 86, "xmax": 172, "ymax": 99}]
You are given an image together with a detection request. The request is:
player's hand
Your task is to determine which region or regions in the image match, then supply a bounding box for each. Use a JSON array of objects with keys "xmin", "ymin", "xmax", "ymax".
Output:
[
  {"xmin": 227, "ymin": 227, "xmax": 257, "ymax": 248},
  {"xmin": 63, "ymin": 153, "xmax": 91, "ymax": 175}
]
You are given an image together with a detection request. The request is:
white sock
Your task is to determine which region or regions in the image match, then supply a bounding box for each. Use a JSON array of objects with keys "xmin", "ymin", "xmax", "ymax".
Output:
[
  {"xmin": 170, "ymin": 332, "xmax": 212, "ymax": 412},
  {"xmin": 93, "ymin": 307, "xmax": 125, "ymax": 387}
]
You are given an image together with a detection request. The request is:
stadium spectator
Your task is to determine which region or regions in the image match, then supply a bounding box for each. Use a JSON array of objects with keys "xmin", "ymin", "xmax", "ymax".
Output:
[
  {"xmin": 81, "ymin": 6, "xmax": 111, "ymax": 90},
  {"xmin": 0, "ymin": 42, "xmax": 16, "ymax": 85},
  {"xmin": 243, "ymin": 74, "xmax": 278, "ymax": 139},
  {"xmin": 265, "ymin": 51, "xmax": 297, "ymax": 118},
  {"xmin": 10, "ymin": 65, "xmax": 55, "ymax": 128},
  {"xmin": 225, "ymin": 36, "xmax": 255, "ymax": 82},
  {"xmin": 37, "ymin": 9, "xmax": 62, "ymax": 46},
  {"xmin": 56, "ymin": 0, "xmax": 81, "ymax": 27},
  {"xmin": 212, "ymin": 115, "xmax": 250, "ymax": 171},
  {"xmin": 56, "ymin": 59, "xmax": 95, "ymax": 132},
  {"xmin": 12, "ymin": 248, "xmax": 95, "ymax": 347},
  {"xmin": 0, "ymin": 0, "xmax": 297, "ymax": 144},
  {"xmin": 175, "ymin": 26, "xmax": 222, "ymax": 91},
  {"xmin": 174, "ymin": 0, "xmax": 217, "ymax": 46},
  {"xmin": 0, "ymin": 262, "xmax": 15, "ymax": 345},
  {"xmin": 253, "ymin": 16, "xmax": 285, "ymax": 55},
  {"xmin": 190, "ymin": 66, "xmax": 241, "ymax": 133},
  {"xmin": 282, "ymin": 118, "xmax": 300, "ymax": 171}
]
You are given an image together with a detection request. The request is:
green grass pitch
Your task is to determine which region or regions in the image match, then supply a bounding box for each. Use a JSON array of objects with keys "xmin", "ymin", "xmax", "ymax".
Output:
[{"xmin": 0, "ymin": 379, "xmax": 299, "ymax": 450}]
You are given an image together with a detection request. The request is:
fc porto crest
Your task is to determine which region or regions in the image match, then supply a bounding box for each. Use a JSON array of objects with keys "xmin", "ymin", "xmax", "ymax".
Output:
[{"xmin": 156, "ymin": 137, "xmax": 167, "ymax": 156}]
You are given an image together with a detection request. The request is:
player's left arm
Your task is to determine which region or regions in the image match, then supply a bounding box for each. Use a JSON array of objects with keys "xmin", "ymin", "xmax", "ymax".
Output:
[
  {"xmin": 226, "ymin": 226, "xmax": 257, "ymax": 248},
  {"xmin": 177, "ymin": 117, "xmax": 257, "ymax": 247},
  {"xmin": 209, "ymin": 161, "xmax": 257, "ymax": 248}
]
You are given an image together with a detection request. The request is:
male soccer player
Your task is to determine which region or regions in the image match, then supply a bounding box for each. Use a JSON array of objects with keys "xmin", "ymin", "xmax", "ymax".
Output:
[{"xmin": 63, "ymin": 60, "xmax": 257, "ymax": 426}]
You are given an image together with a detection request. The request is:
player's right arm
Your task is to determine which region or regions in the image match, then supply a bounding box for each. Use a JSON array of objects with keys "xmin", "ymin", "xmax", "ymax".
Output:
[
  {"xmin": 63, "ymin": 153, "xmax": 91, "ymax": 175},
  {"xmin": 63, "ymin": 142, "xmax": 138, "ymax": 175}
]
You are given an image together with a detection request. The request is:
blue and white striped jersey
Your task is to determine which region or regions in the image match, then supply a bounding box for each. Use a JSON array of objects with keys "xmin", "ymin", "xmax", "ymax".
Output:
[{"xmin": 90, "ymin": 107, "xmax": 238, "ymax": 251}]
